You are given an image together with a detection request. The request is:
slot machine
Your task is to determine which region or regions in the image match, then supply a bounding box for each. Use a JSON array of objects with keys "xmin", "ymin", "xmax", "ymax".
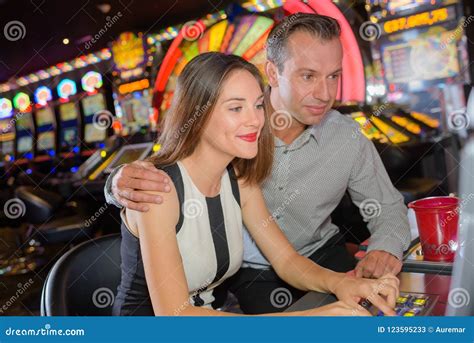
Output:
[
  {"xmin": 80, "ymin": 71, "xmax": 113, "ymax": 157},
  {"xmin": 33, "ymin": 86, "xmax": 57, "ymax": 172},
  {"xmin": 55, "ymin": 78, "xmax": 82, "ymax": 170},
  {"xmin": 13, "ymin": 92, "xmax": 35, "ymax": 166},
  {"xmin": 0, "ymin": 97, "xmax": 15, "ymax": 174}
]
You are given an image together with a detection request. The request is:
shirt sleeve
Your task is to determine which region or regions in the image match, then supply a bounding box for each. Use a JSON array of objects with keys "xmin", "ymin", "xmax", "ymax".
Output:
[
  {"xmin": 104, "ymin": 165, "xmax": 125, "ymax": 209},
  {"xmin": 347, "ymin": 135, "xmax": 411, "ymax": 260}
]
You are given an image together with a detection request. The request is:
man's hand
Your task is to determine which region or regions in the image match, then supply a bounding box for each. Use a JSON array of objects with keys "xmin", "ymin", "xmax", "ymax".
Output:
[
  {"xmin": 355, "ymin": 250, "xmax": 402, "ymax": 278},
  {"xmin": 112, "ymin": 160, "xmax": 171, "ymax": 212}
]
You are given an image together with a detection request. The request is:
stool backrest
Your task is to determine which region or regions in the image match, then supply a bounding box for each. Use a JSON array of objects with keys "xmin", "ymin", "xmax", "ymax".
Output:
[{"xmin": 41, "ymin": 234, "xmax": 121, "ymax": 316}]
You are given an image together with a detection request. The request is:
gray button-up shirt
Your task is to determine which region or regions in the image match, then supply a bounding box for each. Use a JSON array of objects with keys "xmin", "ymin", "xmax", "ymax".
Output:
[
  {"xmin": 105, "ymin": 104, "xmax": 411, "ymax": 270},
  {"xmin": 242, "ymin": 108, "xmax": 411, "ymax": 269}
]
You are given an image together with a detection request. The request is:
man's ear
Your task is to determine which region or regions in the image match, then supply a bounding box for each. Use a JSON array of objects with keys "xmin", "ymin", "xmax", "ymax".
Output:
[{"xmin": 265, "ymin": 60, "xmax": 279, "ymax": 88}]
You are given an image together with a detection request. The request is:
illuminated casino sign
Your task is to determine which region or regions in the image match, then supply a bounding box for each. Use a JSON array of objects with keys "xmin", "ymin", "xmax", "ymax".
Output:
[
  {"xmin": 381, "ymin": 6, "xmax": 455, "ymax": 35},
  {"xmin": 118, "ymin": 79, "xmax": 150, "ymax": 95},
  {"xmin": 112, "ymin": 32, "xmax": 146, "ymax": 75}
]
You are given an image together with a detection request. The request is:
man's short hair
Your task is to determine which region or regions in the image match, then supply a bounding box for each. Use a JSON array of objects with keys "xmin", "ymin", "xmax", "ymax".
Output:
[{"xmin": 266, "ymin": 13, "xmax": 341, "ymax": 72}]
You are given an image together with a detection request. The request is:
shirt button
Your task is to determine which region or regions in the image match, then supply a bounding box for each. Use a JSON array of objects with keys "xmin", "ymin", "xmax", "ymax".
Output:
[
  {"xmin": 283, "ymin": 150, "xmax": 288, "ymax": 154},
  {"xmin": 276, "ymin": 215, "xmax": 281, "ymax": 219},
  {"xmin": 278, "ymin": 186, "xmax": 284, "ymax": 191}
]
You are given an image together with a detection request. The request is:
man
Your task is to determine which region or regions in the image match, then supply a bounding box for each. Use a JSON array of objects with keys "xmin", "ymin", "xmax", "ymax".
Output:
[{"xmin": 104, "ymin": 13, "xmax": 411, "ymax": 314}]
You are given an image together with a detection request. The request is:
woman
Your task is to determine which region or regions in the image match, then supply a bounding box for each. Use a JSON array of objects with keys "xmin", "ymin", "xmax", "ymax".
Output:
[{"xmin": 112, "ymin": 52, "xmax": 399, "ymax": 316}]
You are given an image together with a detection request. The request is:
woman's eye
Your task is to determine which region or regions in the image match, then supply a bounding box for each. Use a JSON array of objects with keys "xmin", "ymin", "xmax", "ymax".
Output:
[
  {"xmin": 256, "ymin": 103, "xmax": 264, "ymax": 110},
  {"xmin": 229, "ymin": 106, "xmax": 242, "ymax": 112}
]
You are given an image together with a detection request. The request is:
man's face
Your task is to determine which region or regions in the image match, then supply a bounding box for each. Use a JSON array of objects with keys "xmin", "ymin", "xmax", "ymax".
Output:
[{"xmin": 267, "ymin": 31, "xmax": 343, "ymax": 126}]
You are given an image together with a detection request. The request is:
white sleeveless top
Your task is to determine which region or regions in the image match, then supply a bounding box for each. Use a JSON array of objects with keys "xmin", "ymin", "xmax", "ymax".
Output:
[{"xmin": 174, "ymin": 161, "xmax": 243, "ymax": 307}]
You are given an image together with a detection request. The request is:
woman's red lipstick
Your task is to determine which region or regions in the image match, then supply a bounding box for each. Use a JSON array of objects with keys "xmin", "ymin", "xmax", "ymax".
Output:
[{"xmin": 237, "ymin": 132, "xmax": 258, "ymax": 142}]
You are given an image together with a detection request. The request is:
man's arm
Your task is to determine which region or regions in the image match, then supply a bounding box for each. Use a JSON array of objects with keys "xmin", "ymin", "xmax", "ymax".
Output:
[
  {"xmin": 103, "ymin": 160, "xmax": 171, "ymax": 211},
  {"xmin": 348, "ymin": 135, "xmax": 411, "ymax": 278}
]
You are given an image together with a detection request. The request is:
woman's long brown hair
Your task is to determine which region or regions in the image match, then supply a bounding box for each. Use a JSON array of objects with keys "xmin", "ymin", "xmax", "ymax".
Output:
[{"xmin": 149, "ymin": 52, "xmax": 273, "ymax": 185}]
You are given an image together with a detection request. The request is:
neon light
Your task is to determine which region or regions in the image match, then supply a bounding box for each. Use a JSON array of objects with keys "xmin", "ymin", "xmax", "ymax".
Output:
[
  {"xmin": 57, "ymin": 79, "xmax": 77, "ymax": 99},
  {"xmin": 34, "ymin": 86, "xmax": 53, "ymax": 106},
  {"xmin": 13, "ymin": 92, "xmax": 31, "ymax": 112},
  {"xmin": 81, "ymin": 71, "xmax": 103, "ymax": 92},
  {"xmin": 0, "ymin": 98, "xmax": 13, "ymax": 119}
]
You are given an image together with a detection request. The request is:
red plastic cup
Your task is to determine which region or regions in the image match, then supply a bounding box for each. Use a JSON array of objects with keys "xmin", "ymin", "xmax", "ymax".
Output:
[{"xmin": 408, "ymin": 196, "xmax": 460, "ymax": 262}]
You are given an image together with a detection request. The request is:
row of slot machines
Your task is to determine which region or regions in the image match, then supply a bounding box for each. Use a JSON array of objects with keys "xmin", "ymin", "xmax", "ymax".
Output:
[
  {"xmin": 336, "ymin": 103, "xmax": 441, "ymax": 145},
  {"xmin": 0, "ymin": 71, "xmax": 114, "ymax": 176}
]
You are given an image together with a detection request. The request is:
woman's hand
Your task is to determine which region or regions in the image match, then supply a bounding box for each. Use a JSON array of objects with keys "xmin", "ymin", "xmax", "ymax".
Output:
[
  {"xmin": 305, "ymin": 300, "xmax": 372, "ymax": 316},
  {"xmin": 330, "ymin": 273, "xmax": 399, "ymax": 316}
]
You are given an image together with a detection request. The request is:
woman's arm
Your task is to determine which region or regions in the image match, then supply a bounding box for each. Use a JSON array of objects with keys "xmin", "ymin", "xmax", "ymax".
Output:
[
  {"xmin": 239, "ymin": 181, "xmax": 399, "ymax": 315},
  {"xmin": 126, "ymin": 179, "xmax": 326, "ymax": 316}
]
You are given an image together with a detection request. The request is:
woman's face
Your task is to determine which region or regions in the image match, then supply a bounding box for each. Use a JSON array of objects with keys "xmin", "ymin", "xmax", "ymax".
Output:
[{"xmin": 202, "ymin": 69, "xmax": 265, "ymax": 160}]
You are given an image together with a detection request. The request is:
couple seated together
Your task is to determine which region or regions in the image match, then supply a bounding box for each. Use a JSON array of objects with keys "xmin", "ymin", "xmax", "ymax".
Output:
[{"xmin": 108, "ymin": 14, "xmax": 410, "ymax": 316}]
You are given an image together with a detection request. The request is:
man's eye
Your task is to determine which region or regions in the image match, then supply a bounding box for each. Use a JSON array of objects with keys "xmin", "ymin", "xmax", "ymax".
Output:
[
  {"xmin": 230, "ymin": 106, "xmax": 242, "ymax": 112},
  {"xmin": 302, "ymin": 74, "xmax": 313, "ymax": 81},
  {"xmin": 329, "ymin": 74, "xmax": 341, "ymax": 80}
]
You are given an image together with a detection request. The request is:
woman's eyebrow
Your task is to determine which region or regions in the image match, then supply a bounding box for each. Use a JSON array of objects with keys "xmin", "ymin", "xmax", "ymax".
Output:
[{"xmin": 223, "ymin": 97, "xmax": 246, "ymax": 103}]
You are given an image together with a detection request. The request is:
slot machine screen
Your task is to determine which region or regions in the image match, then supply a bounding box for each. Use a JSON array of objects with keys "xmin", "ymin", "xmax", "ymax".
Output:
[
  {"xmin": 36, "ymin": 107, "xmax": 55, "ymax": 126},
  {"xmin": 61, "ymin": 128, "xmax": 77, "ymax": 146},
  {"xmin": 59, "ymin": 102, "xmax": 79, "ymax": 121},
  {"xmin": 84, "ymin": 123, "xmax": 106, "ymax": 143},
  {"xmin": 17, "ymin": 136, "xmax": 33, "ymax": 153},
  {"xmin": 37, "ymin": 131, "xmax": 55, "ymax": 150},
  {"xmin": 82, "ymin": 93, "xmax": 106, "ymax": 116},
  {"xmin": 382, "ymin": 31, "xmax": 460, "ymax": 84},
  {"xmin": 16, "ymin": 112, "xmax": 34, "ymax": 130},
  {"xmin": 104, "ymin": 143, "xmax": 153, "ymax": 174}
]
